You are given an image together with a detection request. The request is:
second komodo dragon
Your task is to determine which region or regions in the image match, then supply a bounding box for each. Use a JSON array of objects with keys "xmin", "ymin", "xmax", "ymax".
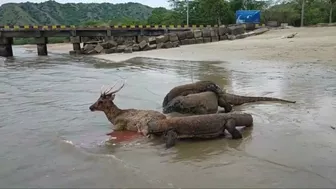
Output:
[{"xmin": 162, "ymin": 80, "xmax": 296, "ymax": 114}]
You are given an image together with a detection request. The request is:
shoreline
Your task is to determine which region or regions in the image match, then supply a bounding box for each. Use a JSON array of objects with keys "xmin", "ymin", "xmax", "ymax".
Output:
[{"xmin": 20, "ymin": 27, "xmax": 336, "ymax": 63}]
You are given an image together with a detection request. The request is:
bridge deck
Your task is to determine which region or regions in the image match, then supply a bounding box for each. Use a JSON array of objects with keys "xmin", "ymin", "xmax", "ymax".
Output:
[
  {"xmin": 0, "ymin": 23, "xmax": 265, "ymax": 37},
  {"xmin": 0, "ymin": 26, "xmax": 195, "ymax": 38},
  {"xmin": 0, "ymin": 23, "xmax": 266, "ymax": 57}
]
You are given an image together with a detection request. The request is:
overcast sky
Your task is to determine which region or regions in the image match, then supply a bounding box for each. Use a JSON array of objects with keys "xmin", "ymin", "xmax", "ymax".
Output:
[{"xmin": 0, "ymin": 0, "xmax": 171, "ymax": 8}]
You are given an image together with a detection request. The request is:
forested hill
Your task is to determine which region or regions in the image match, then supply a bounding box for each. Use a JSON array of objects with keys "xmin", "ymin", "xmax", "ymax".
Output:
[
  {"xmin": 0, "ymin": 0, "xmax": 334, "ymax": 27},
  {"xmin": 0, "ymin": 0, "xmax": 154, "ymax": 25}
]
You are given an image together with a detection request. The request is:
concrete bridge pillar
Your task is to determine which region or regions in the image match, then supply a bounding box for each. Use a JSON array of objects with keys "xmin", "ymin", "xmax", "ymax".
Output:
[
  {"xmin": 104, "ymin": 36, "xmax": 113, "ymax": 41},
  {"xmin": 0, "ymin": 37, "xmax": 13, "ymax": 57},
  {"xmin": 70, "ymin": 36, "xmax": 81, "ymax": 51},
  {"xmin": 35, "ymin": 37, "xmax": 48, "ymax": 56},
  {"xmin": 105, "ymin": 30, "xmax": 112, "ymax": 41}
]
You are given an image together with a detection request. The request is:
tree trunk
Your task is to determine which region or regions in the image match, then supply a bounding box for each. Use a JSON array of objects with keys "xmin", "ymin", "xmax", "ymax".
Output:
[
  {"xmin": 217, "ymin": 17, "xmax": 222, "ymax": 26},
  {"xmin": 330, "ymin": 7, "xmax": 333, "ymax": 23}
]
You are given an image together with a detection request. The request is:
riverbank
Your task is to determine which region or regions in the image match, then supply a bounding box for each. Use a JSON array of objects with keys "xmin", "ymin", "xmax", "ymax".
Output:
[{"xmin": 22, "ymin": 26, "xmax": 336, "ymax": 63}]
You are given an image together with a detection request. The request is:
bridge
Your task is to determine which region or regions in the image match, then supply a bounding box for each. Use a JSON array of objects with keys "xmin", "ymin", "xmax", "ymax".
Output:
[{"xmin": 0, "ymin": 24, "xmax": 265, "ymax": 57}]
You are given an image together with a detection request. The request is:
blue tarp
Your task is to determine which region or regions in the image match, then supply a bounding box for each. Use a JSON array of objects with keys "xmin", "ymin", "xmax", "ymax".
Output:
[{"xmin": 235, "ymin": 10, "xmax": 261, "ymax": 24}]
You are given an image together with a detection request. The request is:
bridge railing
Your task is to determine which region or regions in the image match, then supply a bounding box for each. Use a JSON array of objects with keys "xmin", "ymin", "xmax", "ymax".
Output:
[{"xmin": 0, "ymin": 24, "xmax": 216, "ymax": 30}]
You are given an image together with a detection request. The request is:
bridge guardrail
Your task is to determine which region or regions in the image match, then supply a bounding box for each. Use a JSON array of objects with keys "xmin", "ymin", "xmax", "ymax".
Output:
[{"xmin": 0, "ymin": 24, "xmax": 266, "ymax": 30}]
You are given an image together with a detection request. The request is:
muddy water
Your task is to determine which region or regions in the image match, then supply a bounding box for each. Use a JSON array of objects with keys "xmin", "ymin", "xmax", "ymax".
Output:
[{"xmin": 0, "ymin": 47, "xmax": 336, "ymax": 188}]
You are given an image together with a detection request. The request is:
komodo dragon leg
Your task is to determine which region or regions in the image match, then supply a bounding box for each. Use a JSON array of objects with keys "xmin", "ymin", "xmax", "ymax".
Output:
[
  {"xmin": 225, "ymin": 119, "xmax": 243, "ymax": 139},
  {"xmin": 218, "ymin": 97, "xmax": 233, "ymax": 113},
  {"xmin": 163, "ymin": 129, "xmax": 178, "ymax": 149}
]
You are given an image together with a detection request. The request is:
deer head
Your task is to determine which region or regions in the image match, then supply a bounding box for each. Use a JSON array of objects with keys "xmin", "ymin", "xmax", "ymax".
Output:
[{"xmin": 89, "ymin": 81, "xmax": 125, "ymax": 112}]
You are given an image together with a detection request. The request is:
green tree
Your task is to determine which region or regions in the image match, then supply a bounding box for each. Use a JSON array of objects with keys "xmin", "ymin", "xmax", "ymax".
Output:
[
  {"xmin": 261, "ymin": 2, "xmax": 301, "ymax": 25},
  {"xmin": 198, "ymin": 0, "xmax": 232, "ymax": 25},
  {"xmin": 147, "ymin": 7, "xmax": 181, "ymax": 25},
  {"xmin": 167, "ymin": 0, "xmax": 235, "ymax": 25}
]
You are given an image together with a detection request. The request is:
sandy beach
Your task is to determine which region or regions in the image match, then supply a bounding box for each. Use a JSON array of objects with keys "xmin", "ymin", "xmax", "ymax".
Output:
[{"xmin": 22, "ymin": 26, "xmax": 336, "ymax": 63}]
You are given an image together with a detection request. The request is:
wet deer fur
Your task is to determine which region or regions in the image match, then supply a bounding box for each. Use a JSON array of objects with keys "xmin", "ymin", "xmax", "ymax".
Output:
[{"xmin": 89, "ymin": 81, "xmax": 167, "ymax": 136}]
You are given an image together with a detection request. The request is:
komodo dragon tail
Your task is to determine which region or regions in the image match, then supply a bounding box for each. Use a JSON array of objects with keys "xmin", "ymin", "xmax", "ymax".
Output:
[{"xmin": 223, "ymin": 93, "xmax": 296, "ymax": 105}]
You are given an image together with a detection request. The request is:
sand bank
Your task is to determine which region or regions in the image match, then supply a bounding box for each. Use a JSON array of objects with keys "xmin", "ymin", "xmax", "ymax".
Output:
[{"xmin": 23, "ymin": 27, "xmax": 336, "ymax": 63}]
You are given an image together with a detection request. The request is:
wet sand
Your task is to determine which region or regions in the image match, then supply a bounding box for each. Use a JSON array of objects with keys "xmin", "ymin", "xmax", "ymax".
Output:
[
  {"xmin": 12, "ymin": 27, "xmax": 336, "ymax": 188},
  {"xmin": 94, "ymin": 27, "xmax": 336, "ymax": 63}
]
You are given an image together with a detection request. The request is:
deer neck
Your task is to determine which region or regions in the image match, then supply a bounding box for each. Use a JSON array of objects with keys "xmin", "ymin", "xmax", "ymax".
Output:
[{"xmin": 103, "ymin": 103, "xmax": 123, "ymax": 125}]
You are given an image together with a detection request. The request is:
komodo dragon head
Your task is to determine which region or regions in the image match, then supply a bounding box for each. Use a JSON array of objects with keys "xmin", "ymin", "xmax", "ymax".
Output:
[{"xmin": 162, "ymin": 97, "xmax": 184, "ymax": 114}]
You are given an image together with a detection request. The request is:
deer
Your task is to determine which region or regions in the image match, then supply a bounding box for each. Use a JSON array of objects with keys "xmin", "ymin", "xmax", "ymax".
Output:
[{"xmin": 89, "ymin": 80, "xmax": 167, "ymax": 137}]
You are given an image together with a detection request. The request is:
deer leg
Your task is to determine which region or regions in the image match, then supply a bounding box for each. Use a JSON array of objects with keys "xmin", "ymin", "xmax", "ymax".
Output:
[
  {"xmin": 163, "ymin": 129, "xmax": 178, "ymax": 149},
  {"xmin": 225, "ymin": 119, "xmax": 242, "ymax": 139},
  {"xmin": 113, "ymin": 123, "xmax": 126, "ymax": 131},
  {"xmin": 107, "ymin": 123, "xmax": 125, "ymax": 135}
]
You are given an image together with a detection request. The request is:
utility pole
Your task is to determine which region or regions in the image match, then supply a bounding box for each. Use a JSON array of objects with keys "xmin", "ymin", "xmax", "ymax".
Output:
[
  {"xmin": 330, "ymin": 6, "xmax": 333, "ymax": 23},
  {"xmin": 300, "ymin": 0, "xmax": 305, "ymax": 27},
  {"xmin": 186, "ymin": 0, "xmax": 189, "ymax": 27}
]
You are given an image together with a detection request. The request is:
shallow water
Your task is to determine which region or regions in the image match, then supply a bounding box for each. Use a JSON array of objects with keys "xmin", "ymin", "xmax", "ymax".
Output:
[{"xmin": 0, "ymin": 47, "xmax": 336, "ymax": 188}]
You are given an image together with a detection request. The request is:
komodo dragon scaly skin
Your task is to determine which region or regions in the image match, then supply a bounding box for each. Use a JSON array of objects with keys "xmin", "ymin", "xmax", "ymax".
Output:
[
  {"xmin": 147, "ymin": 113, "xmax": 253, "ymax": 148},
  {"xmin": 162, "ymin": 80, "xmax": 296, "ymax": 114},
  {"xmin": 162, "ymin": 80, "xmax": 232, "ymax": 113},
  {"xmin": 163, "ymin": 91, "xmax": 219, "ymax": 114},
  {"xmin": 222, "ymin": 93, "xmax": 296, "ymax": 105}
]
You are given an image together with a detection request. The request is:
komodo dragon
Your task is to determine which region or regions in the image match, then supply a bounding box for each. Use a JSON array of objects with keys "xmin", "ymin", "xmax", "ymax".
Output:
[
  {"xmin": 162, "ymin": 80, "xmax": 233, "ymax": 113},
  {"xmin": 147, "ymin": 113, "xmax": 253, "ymax": 148},
  {"xmin": 162, "ymin": 80, "xmax": 296, "ymax": 114},
  {"xmin": 162, "ymin": 91, "xmax": 220, "ymax": 114}
]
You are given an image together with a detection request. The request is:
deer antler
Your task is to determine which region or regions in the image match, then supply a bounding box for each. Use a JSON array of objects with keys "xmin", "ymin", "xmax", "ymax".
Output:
[
  {"xmin": 104, "ymin": 82, "xmax": 119, "ymax": 94},
  {"xmin": 101, "ymin": 79, "xmax": 126, "ymax": 96},
  {"xmin": 109, "ymin": 80, "xmax": 125, "ymax": 94},
  {"xmin": 109, "ymin": 80, "xmax": 125, "ymax": 95},
  {"xmin": 100, "ymin": 85, "xmax": 106, "ymax": 95}
]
